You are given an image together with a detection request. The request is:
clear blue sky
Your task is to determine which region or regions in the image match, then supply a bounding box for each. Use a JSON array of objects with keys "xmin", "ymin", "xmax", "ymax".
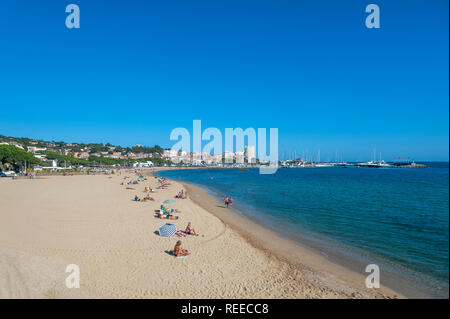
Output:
[{"xmin": 0, "ymin": 0, "xmax": 448, "ymax": 161}]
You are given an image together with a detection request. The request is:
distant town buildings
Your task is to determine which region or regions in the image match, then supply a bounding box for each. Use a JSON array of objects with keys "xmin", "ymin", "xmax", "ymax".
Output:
[
  {"xmin": 0, "ymin": 134, "xmax": 262, "ymax": 167},
  {"xmin": 245, "ymin": 145, "xmax": 256, "ymax": 163},
  {"xmin": 74, "ymin": 152, "xmax": 90, "ymax": 159}
]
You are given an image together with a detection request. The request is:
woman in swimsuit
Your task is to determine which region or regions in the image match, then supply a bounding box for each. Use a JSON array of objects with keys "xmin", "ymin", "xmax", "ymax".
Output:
[
  {"xmin": 173, "ymin": 240, "xmax": 190, "ymax": 257},
  {"xmin": 185, "ymin": 222, "xmax": 198, "ymax": 236}
]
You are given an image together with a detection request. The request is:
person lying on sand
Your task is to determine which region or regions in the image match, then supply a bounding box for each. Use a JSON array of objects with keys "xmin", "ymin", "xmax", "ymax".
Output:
[
  {"xmin": 160, "ymin": 204, "xmax": 169, "ymax": 214},
  {"xmin": 173, "ymin": 240, "xmax": 190, "ymax": 257},
  {"xmin": 142, "ymin": 195, "xmax": 154, "ymax": 201},
  {"xmin": 185, "ymin": 222, "xmax": 198, "ymax": 236},
  {"xmin": 134, "ymin": 195, "xmax": 140, "ymax": 201},
  {"xmin": 157, "ymin": 214, "xmax": 178, "ymax": 220},
  {"xmin": 160, "ymin": 205, "xmax": 180, "ymax": 214}
]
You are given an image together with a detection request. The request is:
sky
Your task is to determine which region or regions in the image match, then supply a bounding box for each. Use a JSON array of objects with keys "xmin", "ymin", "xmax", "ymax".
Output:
[{"xmin": 0, "ymin": 0, "xmax": 448, "ymax": 161}]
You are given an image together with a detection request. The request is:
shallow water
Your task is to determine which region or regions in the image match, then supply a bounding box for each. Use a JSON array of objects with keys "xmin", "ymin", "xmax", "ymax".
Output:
[{"xmin": 158, "ymin": 163, "xmax": 449, "ymax": 298}]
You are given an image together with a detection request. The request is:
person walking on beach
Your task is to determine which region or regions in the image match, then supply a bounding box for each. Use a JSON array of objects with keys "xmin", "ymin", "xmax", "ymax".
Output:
[
  {"xmin": 224, "ymin": 196, "xmax": 229, "ymax": 208},
  {"xmin": 229, "ymin": 196, "xmax": 233, "ymax": 209}
]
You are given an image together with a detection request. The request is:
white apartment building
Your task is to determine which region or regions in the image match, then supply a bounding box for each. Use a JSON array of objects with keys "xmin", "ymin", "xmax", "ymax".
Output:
[{"xmin": 245, "ymin": 145, "xmax": 256, "ymax": 163}]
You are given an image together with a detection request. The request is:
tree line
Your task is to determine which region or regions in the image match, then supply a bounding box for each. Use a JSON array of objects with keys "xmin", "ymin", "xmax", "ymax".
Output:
[{"xmin": 0, "ymin": 145, "xmax": 171, "ymax": 172}]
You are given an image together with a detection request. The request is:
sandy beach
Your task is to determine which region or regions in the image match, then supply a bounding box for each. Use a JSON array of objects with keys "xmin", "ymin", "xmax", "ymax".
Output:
[{"xmin": 0, "ymin": 168, "xmax": 403, "ymax": 299}]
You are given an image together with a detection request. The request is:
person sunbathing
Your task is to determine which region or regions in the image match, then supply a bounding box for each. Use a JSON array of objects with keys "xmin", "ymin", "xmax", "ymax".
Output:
[
  {"xmin": 134, "ymin": 195, "xmax": 140, "ymax": 201},
  {"xmin": 158, "ymin": 214, "xmax": 178, "ymax": 220},
  {"xmin": 173, "ymin": 240, "xmax": 190, "ymax": 257},
  {"xmin": 185, "ymin": 222, "xmax": 198, "ymax": 236},
  {"xmin": 160, "ymin": 205, "xmax": 177, "ymax": 214},
  {"xmin": 143, "ymin": 195, "xmax": 154, "ymax": 201}
]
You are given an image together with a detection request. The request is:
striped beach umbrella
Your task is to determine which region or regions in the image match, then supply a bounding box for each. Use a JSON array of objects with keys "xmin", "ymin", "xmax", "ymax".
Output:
[{"xmin": 158, "ymin": 223, "xmax": 177, "ymax": 237}]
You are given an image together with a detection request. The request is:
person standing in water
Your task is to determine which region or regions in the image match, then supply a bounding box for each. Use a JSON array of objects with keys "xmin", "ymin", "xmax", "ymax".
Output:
[
  {"xmin": 229, "ymin": 196, "xmax": 233, "ymax": 208},
  {"xmin": 224, "ymin": 196, "xmax": 229, "ymax": 208}
]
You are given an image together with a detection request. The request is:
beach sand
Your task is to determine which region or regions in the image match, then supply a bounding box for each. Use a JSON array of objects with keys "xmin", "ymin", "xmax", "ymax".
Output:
[{"xmin": 0, "ymin": 169, "xmax": 403, "ymax": 298}]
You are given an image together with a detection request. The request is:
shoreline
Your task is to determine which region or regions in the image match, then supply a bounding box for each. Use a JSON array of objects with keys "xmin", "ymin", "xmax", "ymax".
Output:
[
  {"xmin": 155, "ymin": 166, "xmax": 446, "ymax": 299},
  {"xmin": 0, "ymin": 168, "xmax": 406, "ymax": 298},
  {"xmin": 153, "ymin": 167, "xmax": 406, "ymax": 299}
]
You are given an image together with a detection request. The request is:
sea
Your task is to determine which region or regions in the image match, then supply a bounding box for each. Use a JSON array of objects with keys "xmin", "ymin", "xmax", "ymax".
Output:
[{"xmin": 157, "ymin": 162, "xmax": 449, "ymax": 298}]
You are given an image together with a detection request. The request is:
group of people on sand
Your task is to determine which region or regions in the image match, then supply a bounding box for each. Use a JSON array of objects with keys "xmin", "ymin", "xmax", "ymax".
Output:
[
  {"xmin": 224, "ymin": 196, "xmax": 233, "ymax": 208},
  {"xmin": 120, "ymin": 170, "xmax": 196, "ymax": 258},
  {"xmin": 157, "ymin": 204, "xmax": 181, "ymax": 219},
  {"xmin": 144, "ymin": 186, "xmax": 154, "ymax": 193},
  {"xmin": 134, "ymin": 193, "xmax": 155, "ymax": 202},
  {"xmin": 156, "ymin": 177, "xmax": 170, "ymax": 190},
  {"xmin": 175, "ymin": 189, "xmax": 187, "ymax": 199}
]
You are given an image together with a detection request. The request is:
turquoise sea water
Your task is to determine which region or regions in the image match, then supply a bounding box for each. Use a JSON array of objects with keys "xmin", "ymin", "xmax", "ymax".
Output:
[{"xmin": 158, "ymin": 163, "xmax": 449, "ymax": 298}]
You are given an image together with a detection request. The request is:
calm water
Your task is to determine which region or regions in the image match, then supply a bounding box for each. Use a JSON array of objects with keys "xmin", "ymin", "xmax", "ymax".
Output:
[{"xmin": 158, "ymin": 163, "xmax": 449, "ymax": 298}]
